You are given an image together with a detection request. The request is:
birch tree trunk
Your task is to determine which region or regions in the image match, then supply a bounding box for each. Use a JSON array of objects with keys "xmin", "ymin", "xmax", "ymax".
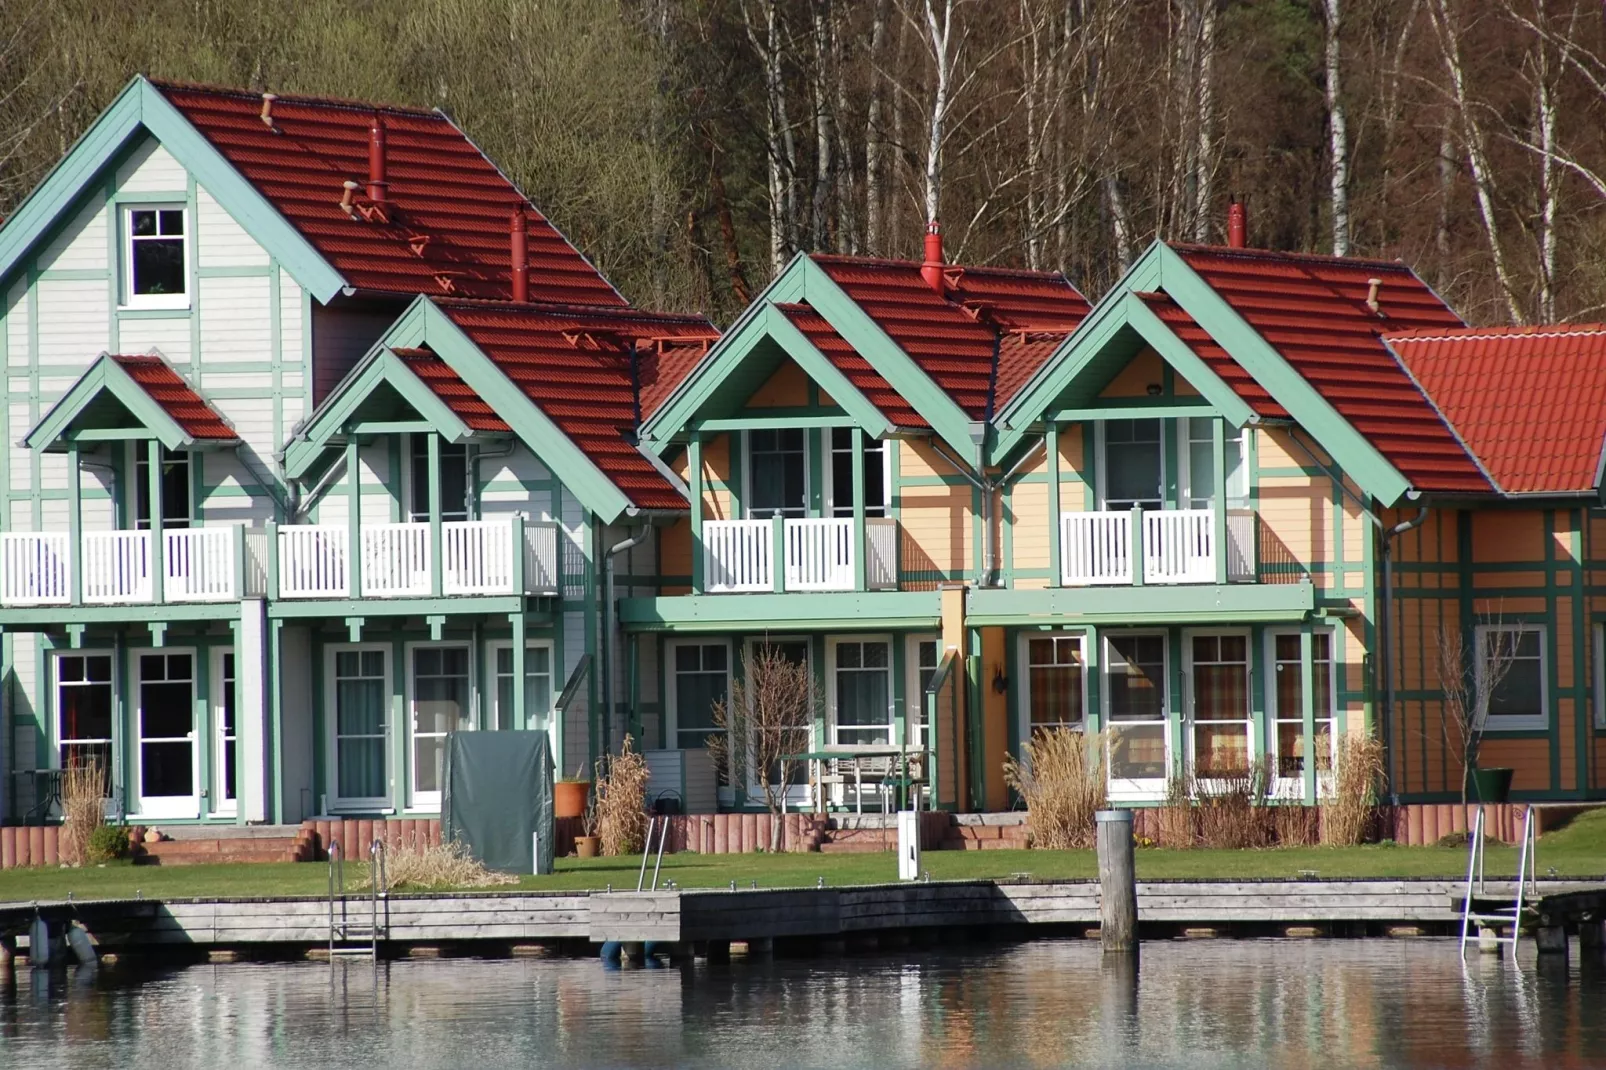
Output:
[
  {"xmin": 863, "ymin": 0, "xmax": 890, "ymax": 254},
  {"xmin": 744, "ymin": 0, "xmax": 799, "ymax": 271},
  {"xmin": 809, "ymin": 0, "xmax": 834, "ymax": 250},
  {"xmin": 1191, "ymin": 0, "xmax": 1219, "ymax": 242},
  {"xmin": 922, "ymin": 0, "xmax": 956, "ymax": 227},
  {"xmin": 1322, "ymin": 0, "xmax": 1350, "ymax": 256}
]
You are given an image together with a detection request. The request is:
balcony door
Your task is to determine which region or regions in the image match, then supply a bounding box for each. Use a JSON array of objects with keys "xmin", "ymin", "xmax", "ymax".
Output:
[
  {"xmin": 405, "ymin": 435, "xmax": 470, "ymax": 523},
  {"xmin": 1184, "ymin": 632, "xmax": 1253, "ymax": 784},
  {"xmin": 134, "ymin": 445, "xmax": 192, "ymax": 530},
  {"xmin": 743, "ymin": 638, "xmax": 813, "ymax": 803},
  {"xmin": 1097, "ymin": 419, "xmax": 1164, "ymax": 510},
  {"xmin": 211, "ymin": 649, "xmax": 237, "ymax": 815},
  {"xmin": 1103, "ymin": 633, "xmax": 1169, "ymax": 799},
  {"xmin": 134, "ymin": 650, "xmax": 199, "ymax": 818},
  {"xmin": 824, "ymin": 429, "xmax": 889, "ymax": 517},
  {"xmin": 744, "ymin": 429, "xmax": 808, "ymax": 519},
  {"xmin": 327, "ymin": 645, "xmax": 391, "ymax": 811},
  {"xmin": 407, "ymin": 643, "xmax": 473, "ymax": 811}
]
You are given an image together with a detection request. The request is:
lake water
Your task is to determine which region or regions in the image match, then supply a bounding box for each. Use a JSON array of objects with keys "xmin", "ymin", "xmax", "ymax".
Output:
[{"xmin": 3, "ymin": 938, "xmax": 1603, "ymax": 1069}]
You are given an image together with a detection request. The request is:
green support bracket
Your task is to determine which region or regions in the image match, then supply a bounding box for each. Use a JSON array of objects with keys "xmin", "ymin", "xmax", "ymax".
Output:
[
  {"xmin": 150, "ymin": 622, "xmax": 167, "ymax": 648},
  {"xmin": 427, "ymin": 614, "xmax": 446, "ymax": 641},
  {"xmin": 688, "ymin": 433, "xmax": 704, "ymax": 594},
  {"xmin": 771, "ymin": 515, "xmax": 786, "ymax": 593},
  {"xmin": 67, "ymin": 442, "xmax": 83, "ymax": 605},
  {"xmin": 1130, "ymin": 505, "xmax": 1145, "ymax": 587},
  {"xmin": 427, "ymin": 431, "xmax": 444, "ymax": 598},
  {"xmin": 147, "ymin": 439, "xmax": 165, "ymax": 604},
  {"xmin": 511, "ymin": 610, "xmax": 527, "ymax": 731},
  {"xmin": 344, "ymin": 438, "xmax": 361, "ymax": 598},
  {"xmin": 265, "ymin": 520, "xmax": 280, "ymax": 600},
  {"xmin": 1046, "ymin": 422, "xmax": 1061, "ymax": 588},
  {"xmin": 851, "ymin": 430, "xmax": 867, "ymax": 591},
  {"xmin": 346, "ymin": 616, "xmax": 364, "ymax": 643},
  {"xmin": 67, "ymin": 623, "xmax": 86, "ymax": 649},
  {"xmin": 1213, "ymin": 417, "xmax": 1229, "ymax": 585},
  {"xmin": 231, "ymin": 522, "xmax": 247, "ymax": 601}
]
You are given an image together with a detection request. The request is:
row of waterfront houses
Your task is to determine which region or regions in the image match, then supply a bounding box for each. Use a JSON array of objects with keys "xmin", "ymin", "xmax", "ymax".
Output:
[{"xmin": 0, "ymin": 76, "xmax": 1602, "ymax": 828}]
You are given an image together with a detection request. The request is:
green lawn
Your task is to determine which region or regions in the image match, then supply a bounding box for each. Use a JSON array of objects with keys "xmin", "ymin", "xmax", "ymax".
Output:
[{"xmin": 3, "ymin": 810, "xmax": 1602, "ymax": 902}]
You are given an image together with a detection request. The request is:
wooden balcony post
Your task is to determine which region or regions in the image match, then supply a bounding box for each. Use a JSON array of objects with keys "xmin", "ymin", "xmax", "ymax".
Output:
[
  {"xmin": 1212, "ymin": 417, "xmax": 1229, "ymax": 585},
  {"xmin": 688, "ymin": 432, "xmax": 704, "ymax": 594},
  {"xmin": 851, "ymin": 430, "xmax": 867, "ymax": 590},
  {"xmin": 771, "ymin": 514, "xmax": 786, "ymax": 593},
  {"xmin": 67, "ymin": 441, "xmax": 82, "ymax": 605},
  {"xmin": 511, "ymin": 609, "xmax": 528, "ymax": 731},
  {"xmin": 510, "ymin": 514, "xmax": 526, "ymax": 596},
  {"xmin": 147, "ymin": 439, "xmax": 164, "ymax": 604},
  {"xmin": 231, "ymin": 521, "xmax": 246, "ymax": 601},
  {"xmin": 427, "ymin": 432, "xmax": 444, "ymax": 597},
  {"xmin": 265, "ymin": 520, "xmax": 280, "ymax": 600},
  {"xmin": 1046, "ymin": 422, "xmax": 1062, "ymax": 587},
  {"xmin": 344, "ymin": 438, "xmax": 361, "ymax": 598},
  {"xmin": 1300, "ymin": 620, "xmax": 1317, "ymax": 806},
  {"xmin": 1129, "ymin": 504, "xmax": 1144, "ymax": 587}
]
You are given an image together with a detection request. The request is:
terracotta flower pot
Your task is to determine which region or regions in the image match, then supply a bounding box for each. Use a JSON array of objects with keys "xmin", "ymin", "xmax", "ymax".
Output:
[
  {"xmin": 575, "ymin": 835, "xmax": 601, "ymax": 858},
  {"xmin": 554, "ymin": 780, "xmax": 590, "ymax": 819}
]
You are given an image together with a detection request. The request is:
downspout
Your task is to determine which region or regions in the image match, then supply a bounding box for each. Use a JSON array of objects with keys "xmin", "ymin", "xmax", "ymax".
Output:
[
  {"xmin": 602, "ymin": 521, "xmax": 650, "ymax": 756},
  {"xmin": 1380, "ymin": 504, "xmax": 1427, "ymax": 804},
  {"xmin": 929, "ymin": 437, "xmax": 1045, "ymax": 588}
]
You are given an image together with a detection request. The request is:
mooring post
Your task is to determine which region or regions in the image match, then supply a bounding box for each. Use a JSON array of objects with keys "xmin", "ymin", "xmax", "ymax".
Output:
[
  {"xmin": 1536, "ymin": 925, "xmax": 1568, "ymax": 957},
  {"xmin": 1096, "ymin": 810, "xmax": 1137, "ymax": 954}
]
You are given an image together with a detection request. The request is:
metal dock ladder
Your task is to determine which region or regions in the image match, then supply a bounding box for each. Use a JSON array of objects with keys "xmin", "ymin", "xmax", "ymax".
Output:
[
  {"xmin": 1458, "ymin": 807, "xmax": 1539, "ymax": 957},
  {"xmin": 637, "ymin": 816, "xmax": 669, "ymax": 892},
  {"xmin": 327, "ymin": 838, "xmax": 389, "ymax": 959}
]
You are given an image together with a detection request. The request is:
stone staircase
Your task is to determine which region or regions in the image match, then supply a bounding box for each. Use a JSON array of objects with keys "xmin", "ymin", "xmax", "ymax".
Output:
[{"xmin": 131, "ymin": 824, "xmax": 317, "ymax": 866}]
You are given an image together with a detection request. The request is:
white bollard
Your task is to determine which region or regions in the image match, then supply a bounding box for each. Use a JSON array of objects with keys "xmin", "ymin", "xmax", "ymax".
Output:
[{"xmin": 897, "ymin": 810, "xmax": 921, "ymax": 881}]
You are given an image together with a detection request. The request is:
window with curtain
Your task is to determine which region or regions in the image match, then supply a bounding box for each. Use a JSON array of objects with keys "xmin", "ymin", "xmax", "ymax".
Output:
[
  {"xmin": 833, "ymin": 640, "xmax": 891, "ymax": 746},
  {"xmin": 747, "ymin": 429, "xmax": 808, "ymax": 518},
  {"xmin": 1105, "ymin": 633, "xmax": 1167, "ymax": 783},
  {"xmin": 1189, "ymin": 634, "xmax": 1250, "ymax": 777},
  {"xmin": 412, "ymin": 645, "xmax": 471, "ymax": 797},
  {"xmin": 1478, "ymin": 625, "xmax": 1546, "ymax": 729},
  {"xmin": 1182, "ymin": 418, "xmax": 1248, "ymax": 510},
  {"xmin": 1272, "ymin": 632, "xmax": 1334, "ymax": 781},
  {"xmin": 335, "ymin": 649, "xmax": 388, "ymax": 802},
  {"xmin": 493, "ymin": 645, "xmax": 553, "ymax": 731},
  {"xmin": 408, "ymin": 436, "xmax": 469, "ymax": 522},
  {"xmin": 828, "ymin": 428, "xmax": 887, "ymax": 517},
  {"xmin": 1027, "ymin": 635, "xmax": 1085, "ymax": 731}
]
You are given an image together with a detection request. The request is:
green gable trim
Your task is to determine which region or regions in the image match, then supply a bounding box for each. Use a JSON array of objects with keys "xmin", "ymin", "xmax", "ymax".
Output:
[
  {"xmin": 380, "ymin": 297, "xmax": 637, "ymax": 524},
  {"xmin": 639, "ymin": 256, "xmax": 894, "ymax": 453},
  {"xmin": 0, "ymin": 76, "xmax": 345, "ymax": 302},
  {"xmin": 282, "ymin": 345, "xmax": 474, "ymax": 479},
  {"xmin": 799, "ymin": 256, "xmax": 978, "ymax": 463},
  {"xmin": 23, "ymin": 352, "xmax": 233, "ymax": 452},
  {"xmin": 1155, "ymin": 245, "xmax": 1411, "ymax": 506}
]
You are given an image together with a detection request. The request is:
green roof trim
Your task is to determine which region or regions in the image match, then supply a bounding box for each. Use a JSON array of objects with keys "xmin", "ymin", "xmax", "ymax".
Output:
[
  {"xmin": 0, "ymin": 76, "xmax": 345, "ymax": 302},
  {"xmin": 282, "ymin": 344, "xmax": 474, "ymax": 479},
  {"xmin": 1154, "ymin": 244, "xmax": 1411, "ymax": 506},
  {"xmin": 23, "ymin": 352, "xmax": 223, "ymax": 452},
  {"xmin": 369, "ymin": 297, "xmax": 637, "ymax": 523}
]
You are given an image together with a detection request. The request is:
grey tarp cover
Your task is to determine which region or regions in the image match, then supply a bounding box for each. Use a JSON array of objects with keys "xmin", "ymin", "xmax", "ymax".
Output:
[{"xmin": 441, "ymin": 731, "xmax": 554, "ymax": 874}]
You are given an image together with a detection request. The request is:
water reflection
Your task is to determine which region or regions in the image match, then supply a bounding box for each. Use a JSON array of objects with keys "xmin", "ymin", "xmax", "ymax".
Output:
[{"xmin": 1, "ymin": 939, "xmax": 1603, "ymax": 1069}]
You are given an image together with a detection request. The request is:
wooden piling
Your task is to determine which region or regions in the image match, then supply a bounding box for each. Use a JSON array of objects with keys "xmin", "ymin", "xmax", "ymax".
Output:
[{"xmin": 1096, "ymin": 810, "xmax": 1137, "ymax": 954}]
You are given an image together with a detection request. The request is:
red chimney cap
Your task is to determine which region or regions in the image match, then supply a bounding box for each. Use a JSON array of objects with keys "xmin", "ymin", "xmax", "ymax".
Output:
[
  {"xmin": 921, "ymin": 221, "xmax": 945, "ymax": 295},
  {"xmin": 1227, "ymin": 198, "xmax": 1247, "ymax": 249}
]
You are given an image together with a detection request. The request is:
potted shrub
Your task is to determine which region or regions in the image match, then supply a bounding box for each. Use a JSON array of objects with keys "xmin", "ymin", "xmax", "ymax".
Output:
[
  {"xmin": 575, "ymin": 785, "xmax": 601, "ymax": 858},
  {"xmin": 554, "ymin": 766, "xmax": 591, "ymax": 820}
]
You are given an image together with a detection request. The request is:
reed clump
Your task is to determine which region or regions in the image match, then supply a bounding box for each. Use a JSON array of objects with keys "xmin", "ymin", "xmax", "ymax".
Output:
[
  {"xmin": 595, "ymin": 734, "xmax": 651, "ymax": 857},
  {"xmin": 1003, "ymin": 728, "xmax": 1107, "ymax": 850},
  {"xmin": 1194, "ymin": 760, "xmax": 1273, "ymax": 849},
  {"xmin": 370, "ymin": 840, "xmax": 517, "ymax": 890},
  {"xmin": 1321, "ymin": 735, "xmax": 1384, "ymax": 846},
  {"xmin": 60, "ymin": 755, "xmax": 108, "ymax": 866}
]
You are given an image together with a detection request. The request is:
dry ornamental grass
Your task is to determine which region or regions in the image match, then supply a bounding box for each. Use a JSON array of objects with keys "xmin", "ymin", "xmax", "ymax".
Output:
[
  {"xmin": 1003, "ymin": 728, "xmax": 1107, "ymax": 850},
  {"xmin": 1322, "ymin": 735, "xmax": 1384, "ymax": 846},
  {"xmin": 365, "ymin": 841, "xmax": 517, "ymax": 891},
  {"xmin": 60, "ymin": 756, "xmax": 108, "ymax": 866},
  {"xmin": 595, "ymin": 735, "xmax": 651, "ymax": 857}
]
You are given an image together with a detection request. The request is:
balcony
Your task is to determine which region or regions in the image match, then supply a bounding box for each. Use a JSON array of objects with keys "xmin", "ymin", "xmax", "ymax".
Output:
[
  {"xmin": 1060, "ymin": 508, "xmax": 1255, "ymax": 586},
  {"xmin": 702, "ymin": 516, "xmax": 898, "ymax": 594},
  {"xmin": 276, "ymin": 517, "xmax": 559, "ymax": 600},
  {"xmin": 0, "ymin": 517, "xmax": 560, "ymax": 608}
]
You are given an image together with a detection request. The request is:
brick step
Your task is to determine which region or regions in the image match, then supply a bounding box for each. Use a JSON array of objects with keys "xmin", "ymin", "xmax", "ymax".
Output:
[
  {"xmin": 134, "ymin": 834, "xmax": 310, "ymax": 865},
  {"xmin": 136, "ymin": 847, "xmax": 300, "ymax": 865},
  {"xmin": 939, "ymin": 838, "xmax": 1026, "ymax": 851},
  {"xmin": 817, "ymin": 841, "xmax": 892, "ymax": 854}
]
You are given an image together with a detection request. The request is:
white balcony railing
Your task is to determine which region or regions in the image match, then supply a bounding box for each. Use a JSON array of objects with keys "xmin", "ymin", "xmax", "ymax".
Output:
[
  {"xmin": 361, "ymin": 523, "xmax": 432, "ymax": 597},
  {"xmin": 785, "ymin": 518, "xmax": 854, "ymax": 591},
  {"xmin": 276, "ymin": 517, "xmax": 559, "ymax": 600},
  {"xmin": 82, "ymin": 530, "xmax": 151, "ymax": 603},
  {"xmin": 276, "ymin": 525, "xmax": 348, "ymax": 599},
  {"xmin": 703, "ymin": 519, "xmax": 773, "ymax": 593},
  {"xmin": 865, "ymin": 517, "xmax": 898, "ymax": 591},
  {"xmin": 164, "ymin": 528, "xmax": 238, "ymax": 602},
  {"xmin": 1061, "ymin": 508, "xmax": 1257, "ymax": 586},
  {"xmin": 0, "ymin": 531, "xmax": 69, "ymax": 606}
]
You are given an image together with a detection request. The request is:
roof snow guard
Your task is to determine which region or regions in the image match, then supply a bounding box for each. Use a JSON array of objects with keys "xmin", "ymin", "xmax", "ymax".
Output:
[
  {"xmin": 153, "ymin": 80, "xmax": 625, "ymax": 305},
  {"xmin": 1385, "ymin": 324, "xmax": 1606, "ymax": 496}
]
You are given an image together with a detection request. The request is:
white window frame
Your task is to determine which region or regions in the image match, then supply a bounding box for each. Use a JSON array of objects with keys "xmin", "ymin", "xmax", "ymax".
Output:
[
  {"xmin": 1475, "ymin": 623, "xmax": 1548, "ymax": 732},
  {"xmin": 404, "ymin": 641, "xmax": 476, "ymax": 812},
  {"xmin": 1102, "ymin": 630, "xmax": 1171, "ymax": 801},
  {"xmin": 121, "ymin": 203, "xmax": 190, "ymax": 310},
  {"xmin": 1178, "ymin": 417, "xmax": 1248, "ymax": 510},
  {"xmin": 826, "ymin": 634, "xmax": 895, "ymax": 748},
  {"xmin": 1095, "ymin": 418, "xmax": 1166, "ymax": 511},
  {"xmin": 210, "ymin": 646, "xmax": 237, "ymax": 816},
  {"xmin": 323, "ymin": 642, "xmax": 393, "ymax": 813},
  {"xmin": 665, "ymin": 638, "xmax": 734, "ymax": 751},
  {"xmin": 743, "ymin": 635, "xmax": 815, "ymax": 804},
  {"xmin": 1182, "ymin": 629, "xmax": 1254, "ymax": 790},
  {"xmin": 1016, "ymin": 632, "xmax": 1089, "ymax": 746},
  {"xmin": 403, "ymin": 433, "xmax": 471, "ymax": 524},
  {"xmin": 131, "ymin": 646, "xmax": 200, "ymax": 819},
  {"xmin": 824, "ymin": 429, "xmax": 893, "ymax": 518},
  {"xmin": 742, "ymin": 429, "xmax": 811, "ymax": 519},
  {"xmin": 53, "ymin": 650, "xmax": 116, "ymax": 774},
  {"xmin": 905, "ymin": 633, "xmax": 941, "ymax": 750},
  {"xmin": 1264, "ymin": 627, "xmax": 1338, "ymax": 799},
  {"xmin": 486, "ymin": 639, "xmax": 557, "ymax": 733}
]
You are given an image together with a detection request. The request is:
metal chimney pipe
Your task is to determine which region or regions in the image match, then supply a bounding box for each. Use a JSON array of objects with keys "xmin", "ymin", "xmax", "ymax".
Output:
[
  {"xmin": 1227, "ymin": 198, "xmax": 1246, "ymax": 249},
  {"xmin": 920, "ymin": 220, "xmax": 945, "ymax": 294},
  {"xmin": 367, "ymin": 115, "xmax": 388, "ymax": 206},
  {"xmin": 510, "ymin": 211, "xmax": 529, "ymax": 303}
]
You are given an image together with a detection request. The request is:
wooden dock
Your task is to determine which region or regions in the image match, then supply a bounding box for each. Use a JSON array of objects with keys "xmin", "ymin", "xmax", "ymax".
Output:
[{"xmin": 3, "ymin": 877, "xmax": 1601, "ymax": 963}]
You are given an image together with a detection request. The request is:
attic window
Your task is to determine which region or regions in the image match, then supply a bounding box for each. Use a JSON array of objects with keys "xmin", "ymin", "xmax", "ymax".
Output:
[{"xmin": 123, "ymin": 206, "xmax": 188, "ymax": 309}]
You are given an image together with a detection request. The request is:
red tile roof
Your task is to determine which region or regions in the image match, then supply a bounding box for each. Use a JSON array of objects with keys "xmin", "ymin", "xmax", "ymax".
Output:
[
  {"xmin": 110, "ymin": 354, "xmax": 236, "ymax": 441},
  {"xmin": 390, "ymin": 347, "xmax": 509, "ymax": 433},
  {"xmin": 1170, "ymin": 244, "xmax": 1489, "ymax": 494},
  {"xmin": 810, "ymin": 255, "xmax": 1088, "ymax": 419},
  {"xmin": 1385, "ymin": 325, "xmax": 1606, "ymax": 495},
  {"xmin": 776, "ymin": 304, "xmax": 927, "ymax": 428},
  {"xmin": 154, "ymin": 80, "xmax": 624, "ymax": 306},
  {"xmin": 637, "ymin": 342, "xmax": 709, "ymax": 422},
  {"xmin": 432, "ymin": 300, "xmax": 717, "ymax": 510}
]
